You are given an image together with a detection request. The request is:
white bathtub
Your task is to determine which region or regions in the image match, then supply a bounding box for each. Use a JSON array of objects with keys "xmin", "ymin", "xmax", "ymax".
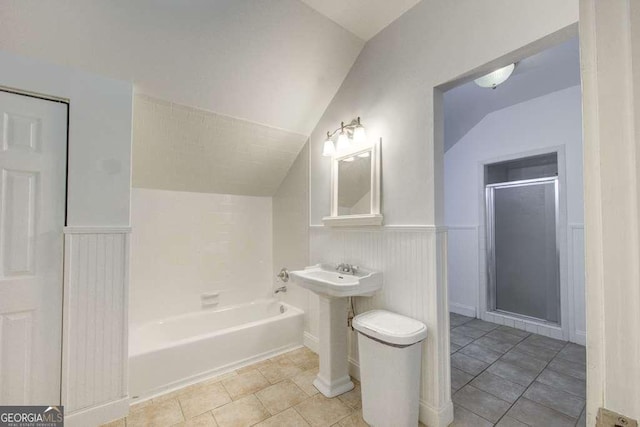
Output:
[{"xmin": 129, "ymin": 299, "xmax": 304, "ymax": 399}]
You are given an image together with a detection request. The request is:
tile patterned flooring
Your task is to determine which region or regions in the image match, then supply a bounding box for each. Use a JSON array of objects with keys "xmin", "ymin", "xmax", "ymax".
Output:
[
  {"xmin": 103, "ymin": 315, "xmax": 586, "ymax": 427},
  {"xmin": 103, "ymin": 347, "xmax": 392, "ymax": 427},
  {"xmin": 449, "ymin": 313, "xmax": 587, "ymax": 427}
]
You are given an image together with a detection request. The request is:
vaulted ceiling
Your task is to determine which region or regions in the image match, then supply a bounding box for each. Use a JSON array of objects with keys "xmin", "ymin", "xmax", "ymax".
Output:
[
  {"xmin": 0, "ymin": 0, "xmax": 365, "ymax": 136},
  {"xmin": 300, "ymin": 0, "xmax": 422, "ymax": 41},
  {"xmin": 444, "ymin": 37, "xmax": 581, "ymax": 151}
]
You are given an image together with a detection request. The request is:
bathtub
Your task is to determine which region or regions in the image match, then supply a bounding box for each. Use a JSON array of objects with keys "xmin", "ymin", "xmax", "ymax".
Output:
[{"xmin": 129, "ymin": 299, "xmax": 304, "ymax": 399}]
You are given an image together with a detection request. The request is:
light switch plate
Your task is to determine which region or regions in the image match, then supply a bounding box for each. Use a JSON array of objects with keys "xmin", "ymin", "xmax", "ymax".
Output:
[{"xmin": 597, "ymin": 408, "xmax": 638, "ymax": 427}]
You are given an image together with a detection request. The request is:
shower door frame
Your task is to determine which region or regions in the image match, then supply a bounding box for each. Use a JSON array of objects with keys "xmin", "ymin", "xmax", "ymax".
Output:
[
  {"xmin": 475, "ymin": 146, "xmax": 571, "ymax": 342},
  {"xmin": 485, "ymin": 177, "xmax": 561, "ymax": 325}
]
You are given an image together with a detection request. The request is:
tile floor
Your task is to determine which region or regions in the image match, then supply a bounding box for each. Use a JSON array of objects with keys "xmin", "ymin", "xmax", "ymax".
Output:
[
  {"xmin": 102, "ymin": 347, "xmax": 401, "ymax": 427},
  {"xmin": 449, "ymin": 313, "xmax": 587, "ymax": 427}
]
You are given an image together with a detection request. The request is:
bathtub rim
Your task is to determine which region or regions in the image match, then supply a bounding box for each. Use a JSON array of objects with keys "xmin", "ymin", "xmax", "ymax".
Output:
[{"xmin": 129, "ymin": 299, "xmax": 303, "ymax": 357}]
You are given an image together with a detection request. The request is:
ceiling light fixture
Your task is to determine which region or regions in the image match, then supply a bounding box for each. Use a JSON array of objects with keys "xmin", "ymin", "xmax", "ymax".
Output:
[
  {"xmin": 474, "ymin": 63, "xmax": 516, "ymax": 89},
  {"xmin": 322, "ymin": 117, "xmax": 367, "ymax": 157}
]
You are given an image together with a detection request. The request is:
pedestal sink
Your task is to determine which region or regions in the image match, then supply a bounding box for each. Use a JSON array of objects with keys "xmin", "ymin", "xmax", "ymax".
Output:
[{"xmin": 290, "ymin": 264, "xmax": 382, "ymax": 397}]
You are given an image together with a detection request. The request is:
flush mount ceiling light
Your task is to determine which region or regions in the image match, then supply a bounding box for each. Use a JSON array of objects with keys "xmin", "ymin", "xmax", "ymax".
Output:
[
  {"xmin": 474, "ymin": 63, "xmax": 516, "ymax": 89},
  {"xmin": 322, "ymin": 117, "xmax": 367, "ymax": 157}
]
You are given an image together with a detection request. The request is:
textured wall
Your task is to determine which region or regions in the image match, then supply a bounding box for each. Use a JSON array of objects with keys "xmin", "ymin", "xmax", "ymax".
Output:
[{"xmin": 133, "ymin": 95, "xmax": 307, "ymax": 197}]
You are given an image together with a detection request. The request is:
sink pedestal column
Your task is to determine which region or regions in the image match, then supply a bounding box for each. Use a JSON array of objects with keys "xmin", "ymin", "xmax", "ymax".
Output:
[{"xmin": 313, "ymin": 294, "xmax": 354, "ymax": 397}]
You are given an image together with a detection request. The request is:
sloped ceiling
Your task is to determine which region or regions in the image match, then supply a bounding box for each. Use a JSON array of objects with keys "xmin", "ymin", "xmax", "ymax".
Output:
[
  {"xmin": 300, "ymin": 0, "xmax": 422, "ymax": 41},
  {"xmin": 0, "ymin": 0, "xmax": 369, "ymax": 196},
  {"xmin": 444, "ymin": 37, "xmax": 581, "ymax": 151},
  {"xmin": 0, "ymin": 0, "xmax": 364, "ymax": 136},
  {"xmin": 133, "ymin": 95, "xmax": 308, "ymax": 196}
]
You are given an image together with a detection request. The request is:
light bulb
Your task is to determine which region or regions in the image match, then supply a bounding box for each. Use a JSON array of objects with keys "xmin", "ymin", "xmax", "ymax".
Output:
[
  {"xmin": 343, "ymin": 157, "xmax": 355, "ymax": 162},
  {"xmin": 474, "ymin": 63, "xmax": 515, "ymax": 89},
  {"xmin": 336, "ymin": 131, "xmax": 349, "ymax": 152},
  {"xmin": 322, "ymin": 139, "xmax": 335, "ymax": 157},
  {"xmin": 357, "ymin": 151, "xmax": 370, "ymax": 158}
]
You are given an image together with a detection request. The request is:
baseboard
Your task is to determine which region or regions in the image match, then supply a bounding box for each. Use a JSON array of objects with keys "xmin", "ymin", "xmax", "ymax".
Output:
[
  {"xmin": 573, "ymin": 330, "xmax": 586, "ymax": 346},
  {"xmin": 419, "ymin": 399, "xmax": 454, "ymax": 427},
  {"xmin": 65, "ymin": 397, "xmax": 129, "ymax": 427},
  {"xmin": 348, "ymin": 357, "xmax": 361, "ymax": 382},
  {"xmin": 303, "ymin": 331, "xmax": 319, "ymax": 353},
  {"xmin": 449, "ymin": 302, "xmax": 477, "ymax": 318}
]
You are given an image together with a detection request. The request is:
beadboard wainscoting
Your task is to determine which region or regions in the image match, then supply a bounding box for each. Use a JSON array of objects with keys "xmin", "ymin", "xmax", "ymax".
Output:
[
  {"xmin": 309, "ymin": 225, "xmax": 453, "ymax": 427},
  {"xmin": 62, "ymin": 227, "xmax": 131, "ymax": 427},
  {"xmin": 446, "ymin": 226, "xmax": 479, "ymax": 318},
  {"xmin": 447, "ymin": 223, "xmax": 586, "ymax": 345}
]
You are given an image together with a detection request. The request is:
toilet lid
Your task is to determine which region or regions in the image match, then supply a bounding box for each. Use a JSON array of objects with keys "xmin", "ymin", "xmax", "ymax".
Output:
[{"xmin": 353, "ymin": 310, "xmax": 427, "ymax": 346}]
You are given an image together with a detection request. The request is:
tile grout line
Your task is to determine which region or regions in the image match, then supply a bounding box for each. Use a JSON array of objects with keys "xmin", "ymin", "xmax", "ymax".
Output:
[
  {"xmin": 451, "ymin": 316, "xmax": 585, "ymax": 426},
  {"xmin": 490, "ymin": 342, "xmax": 561, "ymax": 427}
]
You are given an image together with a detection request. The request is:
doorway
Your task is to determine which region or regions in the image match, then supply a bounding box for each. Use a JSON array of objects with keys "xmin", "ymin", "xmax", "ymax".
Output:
[
  {"xmin": 0, "ymin": 89, "xmax": 67, "ymax": 405},
  {"xmin": 485, "ymin": 154, "xmax": 560, "ymax": 325},
  {"xmin": 440, "ymin": 35, "xmax": 587, "ymax": 425}
]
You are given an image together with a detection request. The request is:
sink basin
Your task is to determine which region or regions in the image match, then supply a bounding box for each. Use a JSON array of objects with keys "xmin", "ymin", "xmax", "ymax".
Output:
[
  {"xmin": 289, "ymin": 264, "xmax": 383, "ymax": 398},
  {"xmin": 290, "ymin": 264, "xmax": 382, "ymax": 297}
]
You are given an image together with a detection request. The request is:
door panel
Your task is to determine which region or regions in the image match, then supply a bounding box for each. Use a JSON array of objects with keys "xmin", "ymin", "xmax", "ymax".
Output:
[
  {"xmin": 0, "ymin": 91, "xmax": 67, "ymax": 405},
  {"xmin": 488, "ymin": 179, "xmax": 560, "ymax": 323}
]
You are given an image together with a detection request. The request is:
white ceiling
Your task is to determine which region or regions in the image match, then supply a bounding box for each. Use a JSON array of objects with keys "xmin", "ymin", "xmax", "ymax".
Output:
[
  {"xmin": 0, "ymin": 0, "xmax": 364, "ymax": 135},
  {"xmin": 300, "ymin": 0, "xmax": 422, "ymax": 41},
  {"xmin": 444, "ymin": 37, "xmax": 581, "ymax": 151}
]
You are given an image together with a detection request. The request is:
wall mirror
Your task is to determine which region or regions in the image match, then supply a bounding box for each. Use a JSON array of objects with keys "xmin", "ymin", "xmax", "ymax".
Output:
[{"xmin": 323, "ymin": 139, "xmax": 382, "ymax": 226}]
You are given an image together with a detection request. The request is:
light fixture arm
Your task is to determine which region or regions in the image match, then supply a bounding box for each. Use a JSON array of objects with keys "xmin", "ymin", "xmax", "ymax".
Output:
[{"xmin": 326, "ymin": 117, "xmax": 361, "ymax": 139}]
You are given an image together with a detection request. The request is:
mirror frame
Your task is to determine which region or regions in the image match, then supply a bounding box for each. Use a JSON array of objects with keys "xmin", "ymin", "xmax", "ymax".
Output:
[{"xmin": 323, "ymin": 138, "xmax": 382, "ymax": 227}]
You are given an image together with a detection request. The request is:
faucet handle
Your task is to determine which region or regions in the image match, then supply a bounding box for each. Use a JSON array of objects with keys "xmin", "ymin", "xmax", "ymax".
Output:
[
  {"xmin": 277, "ymin": 267, "xmax": 289, "ymax": 282},
  {"xmin": 351, "ymin": 265, "xmax": 359, "ymax": 274}
]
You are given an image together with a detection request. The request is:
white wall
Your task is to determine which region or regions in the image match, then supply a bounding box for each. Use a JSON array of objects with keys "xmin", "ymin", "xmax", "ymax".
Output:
[
  {"xmin": 0, "ymin": 0, "xmax": 364, "ymax": 135},
  {"xmin": 130, "ymin": 188, "xmax": 273, "ymax": 325},
  {"xmin": 581, "ymin": 1, "xmax": 640, "ymax": 423},
  {"xmin": 309, "ymin": 1, "xmax": 579, "ymax": 226},
  {"xmin": 0, "ymin": 50, "xmax": 132, "ymax": 226},
  {"xmin": 307, "ymin": 2, "xmax": 579, "ymax": 425},
  {"xmin": 445, "ymin": 85, "xmax": 585, "ymax": 343}
]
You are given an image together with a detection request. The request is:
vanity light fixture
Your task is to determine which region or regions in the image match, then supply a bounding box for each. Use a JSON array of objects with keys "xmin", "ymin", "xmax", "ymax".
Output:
[
  {"xmin": 474, "ymin": 63, "xmax": 516, "ymax": 89},
  {"xmin": 322, "ymin": 132, "xmax": 336, "ymax": 157},
  {"xmin": 322, "ymin": 117, "xmax": 367, "ymax": 157}
]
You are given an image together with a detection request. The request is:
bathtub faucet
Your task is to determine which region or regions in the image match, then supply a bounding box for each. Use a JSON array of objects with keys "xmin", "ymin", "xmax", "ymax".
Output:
[
  {"xmin": 274, "ymin": 286, "xmax": 287, "ymax": 294},
  {"xmin": 336, "ymin": 263, "xmax": 359, "ymax": 275}
]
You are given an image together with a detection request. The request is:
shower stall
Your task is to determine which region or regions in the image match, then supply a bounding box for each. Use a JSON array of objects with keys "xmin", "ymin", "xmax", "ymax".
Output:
[{"xmin": 485, "ymin": 154, "xmax": 561, "ymax": 325}]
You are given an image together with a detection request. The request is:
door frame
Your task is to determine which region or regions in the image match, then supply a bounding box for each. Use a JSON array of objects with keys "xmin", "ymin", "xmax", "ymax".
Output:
[
  {"xmin": 475, "ymin": 146, "xmax": 571, "ymax": 341},
  {"xmin": 485, "ymin": 176, "xmax": 561, "ymax": 324},
  {"xmin": 0, "ymin": 86, "xmax": 70, "ymax": 404},
  {"xmin": 432, "ymin": 22, "xmax": 583, "ymax": 424}
]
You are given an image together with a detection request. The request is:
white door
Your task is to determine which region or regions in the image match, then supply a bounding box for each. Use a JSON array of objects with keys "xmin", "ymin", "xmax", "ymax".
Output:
[{"xmin": 0, "ymin": 90, "xmax": 67, "ymax": 405}]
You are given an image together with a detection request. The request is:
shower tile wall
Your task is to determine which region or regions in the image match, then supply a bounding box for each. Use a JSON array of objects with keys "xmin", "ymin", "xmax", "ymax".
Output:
[
  {"xmin": 130, "ymin": 188, "xmax": 273, "ymax": 325},
  {"xmin": 309, "ymin": 226, "xmax": 450, "ymax": 422}
]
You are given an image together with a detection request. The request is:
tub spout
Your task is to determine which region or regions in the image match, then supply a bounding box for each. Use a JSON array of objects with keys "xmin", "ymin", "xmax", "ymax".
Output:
[{"xmin": 275, "ymin": 286, "xmax": 287, "ymax": 294}]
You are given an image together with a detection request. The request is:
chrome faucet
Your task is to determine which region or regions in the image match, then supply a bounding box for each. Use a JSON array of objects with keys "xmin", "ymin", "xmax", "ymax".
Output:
[
  {"xmin": 336, "ymin": 263, "xmax": 359, "ymax": 275},
  {"xmin": 274, "ymin": 286, "xmax": 287, "ymax": 294}
]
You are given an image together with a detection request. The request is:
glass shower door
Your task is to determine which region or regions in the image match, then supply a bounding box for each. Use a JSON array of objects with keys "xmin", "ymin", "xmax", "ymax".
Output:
[{"xmin": 486, "ymin": 178, "xmax": 560, "ymax": 324}]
